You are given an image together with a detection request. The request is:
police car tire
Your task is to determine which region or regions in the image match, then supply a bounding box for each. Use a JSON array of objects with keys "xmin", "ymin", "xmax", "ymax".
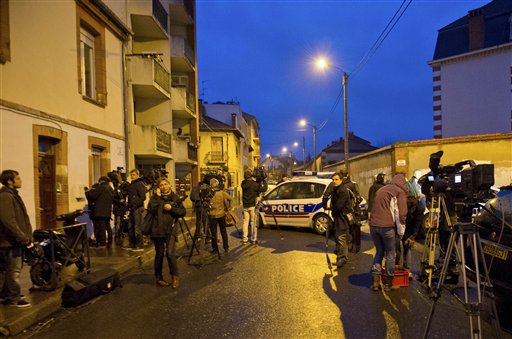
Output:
[{"xmin": 313, "ymin": 214, "xmax": 332, "ymax": 235}]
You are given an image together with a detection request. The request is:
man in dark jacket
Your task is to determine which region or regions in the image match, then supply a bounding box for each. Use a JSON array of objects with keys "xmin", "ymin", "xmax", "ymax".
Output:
[
  {"xmin": 322, "ymin": 172, "xmax": 354, "ymax": 267},
  {"xmin": 396, "ymin": 196, "xmax": 424, "ymax": 273},
  {"xmin": 369, "ymin": 173, "xmax": 408, "ymax": 292},
  {"xmin": 340, "ymin": 168, "xmax": 363, "ymax": 253},
  {"xmin": 0, "ymin": 170, "xmax": 33, "ymax": 307},
  {"xmin": 241, "ymin": 169, "xmax": 263, "ymax": 245},
  {"xmin": 85, "ymin": 176, "xmax": 114, "ymax": 248},
  {"xmin": 126, "ymin": 169, "xmax": 147, "ymax": 251},
  {"xmin": 368, "ymin": 173, "xmax": 386, "ymax": 216}
]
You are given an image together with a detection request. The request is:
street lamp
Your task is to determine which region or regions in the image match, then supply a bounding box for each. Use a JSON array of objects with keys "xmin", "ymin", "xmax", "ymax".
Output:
[
  {"xmin": 299, "ymin": 119, "xmax": 317, "ymax": 171},
  {"xmin": 315, "ymin": 57, "xmax": 350, "ymax": 176}
]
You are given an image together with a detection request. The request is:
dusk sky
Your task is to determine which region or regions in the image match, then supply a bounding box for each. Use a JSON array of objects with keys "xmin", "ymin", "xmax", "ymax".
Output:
[{"xmin": 196, "ymin": 0, "xmax": 489, "ymax": 160}]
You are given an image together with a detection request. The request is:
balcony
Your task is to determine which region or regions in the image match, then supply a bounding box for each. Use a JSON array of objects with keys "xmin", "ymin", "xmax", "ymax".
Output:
[
  {"xmin": 130, "ymin": 0, "xmax": 169, "ymax": 41},
  {"xmin": 171, "ymin": 86, "xmax": 196, "ymax": 119},
  {"xmin": 130, "ymin": 56, "xmax": 170, "ymax": 100},
  {"xmin": 132, "ymin": 125, "xmax": 172, "ymax": 158},
  {"xmin": 174, "ymin": 137, "xmax": 198, "ymax": 164},
  {"xmin": 171, "ymin": 35, "xmax": 195, "ymax": 72},
  {"xmin": 169, "ymin": 0, "xmax": 194, "ymax": 25},
  {"xmin": 206, "ymin": 151, "xmax": 228, "ymax": 164}
]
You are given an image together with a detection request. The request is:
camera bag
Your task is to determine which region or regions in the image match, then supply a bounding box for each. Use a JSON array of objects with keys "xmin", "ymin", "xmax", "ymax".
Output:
[{"xmin": 62, "ymin": 268, "xmax": 122, "ymax": 307}]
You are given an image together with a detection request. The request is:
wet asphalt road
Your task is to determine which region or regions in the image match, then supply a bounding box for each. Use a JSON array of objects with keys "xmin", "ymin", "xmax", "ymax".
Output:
[{"xmin": 15, "ymin": 223, "xmax": 511, "ymax": 339}]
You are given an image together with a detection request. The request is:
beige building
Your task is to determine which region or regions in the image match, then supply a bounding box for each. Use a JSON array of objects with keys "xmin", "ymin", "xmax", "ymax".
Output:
[
  {"xmin": 0, "ymin": 0, "xmax": 200, "ymax": 228},
  {"xmin": 0, "ymin": 0, "xmax": 130, "ymax": 228}
]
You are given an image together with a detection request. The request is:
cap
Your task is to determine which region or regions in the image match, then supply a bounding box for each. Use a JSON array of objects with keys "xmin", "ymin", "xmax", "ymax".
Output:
[{"xmin": 210, "ymin": 178, "xmax": 219, "ymax": 188}]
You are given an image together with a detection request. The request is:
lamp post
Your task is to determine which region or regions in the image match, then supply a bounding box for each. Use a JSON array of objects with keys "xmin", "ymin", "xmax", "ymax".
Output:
[
  {"xmin": 299, "ymin": 119, "xmax": 317, "ymax": 171},
  {"xmin": 302, "ymin": 136, "xmax": 306, "ymax": 169},
  {"xmin": 316, "ymin": 57, "xmax": 350, "ymax": 176}
]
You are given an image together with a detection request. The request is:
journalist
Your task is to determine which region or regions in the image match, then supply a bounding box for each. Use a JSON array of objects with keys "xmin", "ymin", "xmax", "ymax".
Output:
[
  {"xmin": 85, "ymin": 176, "xmax": 115, "ymax": 248},
  {"xmin": 241, "ymin": 169, "xmax": 262, "ymax": 245},
  {"xmin": 369, "ymin": 173, "xmax": 408, "ymax": 292},
  {"xmin": 147, "ymin": 178, "xmax": 185, "ymax": 288},
  {"xmin": 126, "ymin": 169, "xmax": 147, "ymax": 252},
  {"xmin": 208, "ymin": 178, "xmax": 232, "ymax": 255},
  {"xmin": 322, "ymin": 171, "xmax": 354, "ymax": 268}
]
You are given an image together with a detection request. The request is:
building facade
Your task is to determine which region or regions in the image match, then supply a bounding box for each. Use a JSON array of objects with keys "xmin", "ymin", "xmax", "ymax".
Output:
[{"xmin": 430, "ymin": 0, "xmax": 512, "ymax": 139}]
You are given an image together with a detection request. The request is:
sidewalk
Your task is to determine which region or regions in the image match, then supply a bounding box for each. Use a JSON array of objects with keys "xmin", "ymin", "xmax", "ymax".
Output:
[{"xmin": 0, "ymin": 215, "xmax": 200, "ymax": 337}]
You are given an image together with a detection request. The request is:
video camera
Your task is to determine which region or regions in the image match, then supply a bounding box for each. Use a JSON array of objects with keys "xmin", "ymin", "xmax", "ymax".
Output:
[
  {"xmin": 197, "ymin": 173, "xmax": 224, "ymax": 209},
  {"xmin": 253, "ymin": 166, "xmax": 268, "ymax": 183},
  {"xmin": 419, "ymin": 150, "xmax": 495, "ymax": 220},
  {"xmin": 141, "ymin": 168, "xmax": 169, "ymax": 188}
]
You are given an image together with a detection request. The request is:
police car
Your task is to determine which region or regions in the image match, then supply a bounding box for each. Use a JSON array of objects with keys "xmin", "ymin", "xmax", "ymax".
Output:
[{"xmin": 258, "ymin": 172, "xmax": 367, "ymax": 235}]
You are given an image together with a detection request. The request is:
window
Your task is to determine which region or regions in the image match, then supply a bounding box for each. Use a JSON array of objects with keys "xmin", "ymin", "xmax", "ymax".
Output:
[
  {"xmin": 211, "ymin": 137, "xmax": 223, "ymax": 161},
  {"xmin": 91, "ymin": 147, "xmax": 102, "ymax": 184},
  {"xmin": 77, "ymin": 5, "xmax": 107, "ymax": 105},
  {"xmin": 0, "ymin": 0, "xmax": 10, "ymax": 63},
  {"xmin": 267, "ymin": 183, "xmax": 295, "ymax": 200},
  {"xmin": 80, "ymin": 28, "xmax": 96, "ymax": 99}
]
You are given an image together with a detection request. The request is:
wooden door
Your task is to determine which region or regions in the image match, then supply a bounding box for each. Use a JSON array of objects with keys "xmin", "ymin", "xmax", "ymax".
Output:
[{"xmin": 39, "ymin": 154, "xmax": 56, "ymax": 229}]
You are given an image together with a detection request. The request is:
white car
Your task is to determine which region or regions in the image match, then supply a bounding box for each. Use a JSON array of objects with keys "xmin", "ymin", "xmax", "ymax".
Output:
[{"xmin": 257, "ymin": 175, "xmax": 367, "ymax": 235}]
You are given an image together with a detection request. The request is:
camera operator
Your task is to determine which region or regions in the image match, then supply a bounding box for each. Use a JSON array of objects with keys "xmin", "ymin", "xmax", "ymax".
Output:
[
  {"xmin": 190, "ymin": 178, "xmax": 209, "ymax": 240},
  {"xmin": 340, "ymin": 168, "xmax": 363, "ymax": 253},
  {"xmin": 369, "ymin": 173, "xmax": 408, "ymax": 292},
  {"xmin": 126, "ymin": 169, "xmax": 147, "ymax": 252},
  {"xmin": 241, "ymin": 169, "xmax": 263, "ymax": 245},
  {"xmin": 85, "ymin": 176, "xmax": 115, "ymax": 248},
  {"xmin": 108, "ymin": 170, "xmax": 129, "ymax": 246},
  {"xmin": 208, "ymin": 178, "xmax": 232, "ymax": 255}
]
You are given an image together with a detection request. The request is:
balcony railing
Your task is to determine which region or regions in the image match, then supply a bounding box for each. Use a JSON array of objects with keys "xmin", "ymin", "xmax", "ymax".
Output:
[
  {"xmin": 154, "ymin": 61, "xmax": 170, "ymax": 93},
  {"xmin": 209, "ymin": 151, "xmax": 227, "ymax": 163},
  {"xmin": 187, "ymin": 143, "xmax": 198, "ymax": 162},
  {"xmin": 152, "ymin": 0, "xmax": 168, "ymax": 32},
  {"xmin": 132, "ymin": 125, "xmax": 172, "ymax": 156},
  {"xmin": 130, "ymin": 56, "xmax": 170, "ymax": 99},
  {"xmin": 171, "ymin": 35, "xmax": 195, "ymax": 71},
  {"xmin": 171, "ymin": 86, "xmax": 196, "ymax": 118}
]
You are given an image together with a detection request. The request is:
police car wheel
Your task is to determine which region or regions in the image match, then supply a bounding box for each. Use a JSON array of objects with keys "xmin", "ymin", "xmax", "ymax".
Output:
[{"xmin": 313, "ymin": 214, "xmax": 332, "ymax": 235}]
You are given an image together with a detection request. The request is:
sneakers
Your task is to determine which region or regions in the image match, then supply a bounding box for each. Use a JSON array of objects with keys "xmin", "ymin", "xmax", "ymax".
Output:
[
  {"xmin": 130, "ymin": 247, "xmax": 144, "ymax": 252},
  {"xmin": 5, "ymin": 299, "xmax": 31, "ymax": 308},
  {"xmin": 250, "ymin": 240, "xmax": 259, "ymax": 245},
  {"xmin": 156, "ymin": 279, "xmax": 169, "ymax": 287}
]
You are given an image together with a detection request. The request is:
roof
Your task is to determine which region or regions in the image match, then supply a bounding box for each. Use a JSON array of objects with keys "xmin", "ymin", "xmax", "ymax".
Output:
[
  {"xmin": 199, "ymin": 115, "xmax": 243, "ymax": 138},
  {"xmin": 322, "ymin": 132, "xmax": 377, "ymax": 153},
  {"xmin": 242, "ymin": 111, "xmax": 260, "ymax": 129},
  {"xmin": 433, "ymin": 0, "xmax": 512, "ymax": 60}
]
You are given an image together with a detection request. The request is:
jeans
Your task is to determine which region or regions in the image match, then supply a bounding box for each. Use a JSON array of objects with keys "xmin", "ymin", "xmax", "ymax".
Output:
[
  {"xmin": 0, "ymin": 247, "xmax": 23, "ymax": 302},
  {"xmin": 242, "ymin": 206, "xmax": 257, "ymax": 242},
  {"xmin": 209, "ymin": 216, "xmax": 229, "ymax": 251},
  {"xmin": 129, "ymin": 207, "xmax": 145, "ymax": 247},
  {"xmin": 333, "ymin": 213, "xmax": 349, "ymax": 265},
  {"xmin": 153, "ymin": 235, "xmax": 178, "ymax": 279},
  {"xmin": 370, "ymin": 226, "xmax": 396, "ymax": 276}
]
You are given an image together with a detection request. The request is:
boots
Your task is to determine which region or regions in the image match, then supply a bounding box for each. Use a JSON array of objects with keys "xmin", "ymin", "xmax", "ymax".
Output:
[
  {"xmin": 371, "ymin": 274, "xmax": 381, "ymax": 291},
  {"xmin": 383, "ymin": 275, "xmax": 399, "ymax": 292},
  {"xmin": 171, "ymin": 275, "xmax": 179, "ymax": 289}
]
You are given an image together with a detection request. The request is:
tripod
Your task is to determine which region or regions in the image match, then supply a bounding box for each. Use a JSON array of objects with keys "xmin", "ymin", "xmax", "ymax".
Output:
[
  {"xmin": 188, "ymin": 206, "xmax": 220, "ymax": 265},
  {"xmin": 174, "ymin": 217, "xmax": 193, "ymax": 250},
  {"xmin": 422, "ymin": 222, "xmax": 501, "ymax": 339},
  {"xmin": 420, "ymin": 194, "xmax": 456, "ymax": 288}
]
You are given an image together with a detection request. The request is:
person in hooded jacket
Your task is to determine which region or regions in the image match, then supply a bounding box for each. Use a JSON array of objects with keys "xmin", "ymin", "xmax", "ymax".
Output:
[
  {"xmin": 85, "ymin": 176, "xmax": 115, "ymax": 248},
  {"xmin": 369, "ymin": 173, "xmax": 408, "ymax": 292},
  {"xmin": 147, "ymin": 178, "xmax": 184, "ymax": 288},
  {"xmin": 322, "ymin": 171, "xmax": 354, "ymax": 267},
  {"xmin": 368, "ymin": 173, "xmax": 387, "ymax": 217}
]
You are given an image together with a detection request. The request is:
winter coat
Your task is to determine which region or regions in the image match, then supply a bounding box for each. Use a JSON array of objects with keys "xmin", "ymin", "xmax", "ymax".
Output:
[
  {"xmin": 85, "ymin": 182, "xmax": 114, "ymax": 219},
  {"xmin": 369, "ymin": 174, "xmax": 408, "ymax": 235},
  {"xmin": 112, "ymin": 181, "xmax": 129, "ymax": 216},
  {"xmin": 323, "ymin": 182, "xmax": 354, "ymax": 217},
  {"xmin": 404, "ymin": 198, "xmax": 424, "ymax": 240},
  {"xmin": 147, "ymin": 191, "xmax": 183, "ymax": 237},
  {"xmin": 0, "ymin": 186, "xmax": 32, "ymax": 247},
  {"xmin": 209, "ymin": 189, "xmax": 232, "ymax": 218},
  {"xmin": 241, "ymin": 178, "xmax": 262, "ymax": 208},
  {"xmin": 127, "ymin": 178, "xmax": 147, "ymax": 210}
]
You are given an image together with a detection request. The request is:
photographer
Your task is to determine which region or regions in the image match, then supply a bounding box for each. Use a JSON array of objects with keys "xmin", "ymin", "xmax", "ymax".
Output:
[
  {"xmin": 190, "ymin": 178, "xmax": 209, "ymax": 239},
  {"xmin": 208, "ymin": 178, "xmax": 232, "ymax": 255},
  {"xmin": 126, "ymin": 169, "xmax": 147, "ymax": 252},
  {"xmin": 108, "ymin": 170, "xmax": 129, "ymax": 246},
  {"xmin": 147, "ymin": 178, "xmax": 184, "ymax": 288},
  {"xmin": 241, "ymin": 169, "xmax": 263, "ymax": 245}
]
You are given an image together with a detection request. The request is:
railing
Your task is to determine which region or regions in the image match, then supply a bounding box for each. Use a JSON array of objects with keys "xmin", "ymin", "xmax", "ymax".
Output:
[
  {"xmin": 154, "ymin": 60, "xmax": 170, "ymax": 93},
  {"xmin": 184, "ymin": 42, "xmax": 195, "ymax": 66},
  {"xmin": 152, "ymin": 0, "xmax": 168, "ymax": 32},
  {"xmin": 209, "ymin": 151, "xmax": 226, "ymax": 162},
  {"xmin": 188, "ymin": 143, "xmax": 198, "ymax": 162},
  {"xmin": 186, "ymin": 91, "xmax": 196, "ymax": 112},
  {"xmin": 156, "ymin": 128, "xmax": 172, "ymax": 153}
]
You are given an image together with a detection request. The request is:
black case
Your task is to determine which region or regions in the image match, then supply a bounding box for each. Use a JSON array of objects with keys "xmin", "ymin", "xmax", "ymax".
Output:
[{"xmin": 62, "ymin": 268, "xmax": 122, "ymax": 307}]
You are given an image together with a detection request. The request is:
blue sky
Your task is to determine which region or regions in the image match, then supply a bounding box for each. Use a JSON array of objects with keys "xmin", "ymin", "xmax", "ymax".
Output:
[{"xmin": 196, "ymin": 0, "xmax": 489, "ymax": 159}]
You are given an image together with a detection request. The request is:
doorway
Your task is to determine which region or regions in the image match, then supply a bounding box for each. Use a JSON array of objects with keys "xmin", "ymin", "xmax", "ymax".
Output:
[{"xmin": 38, "ymin": 138, "xmax": 57, "ymax": 229}]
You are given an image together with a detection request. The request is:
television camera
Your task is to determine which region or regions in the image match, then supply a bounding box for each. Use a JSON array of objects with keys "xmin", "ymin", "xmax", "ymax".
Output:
[
  {"xmin": 418, "ymin": 150, "xmax": 494, "ymax": 221},
  {"xmin": 253, "ymin": 166, "xmax": 269, "ymax": 192}
]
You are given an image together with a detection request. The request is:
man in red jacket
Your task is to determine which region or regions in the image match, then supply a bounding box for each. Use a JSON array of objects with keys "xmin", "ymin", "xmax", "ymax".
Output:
[{"xmin": 369, "ymin": 173, "xmax": 408, "ymax": 292}]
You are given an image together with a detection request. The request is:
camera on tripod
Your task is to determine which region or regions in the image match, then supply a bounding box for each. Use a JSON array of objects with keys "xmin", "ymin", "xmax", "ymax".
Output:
[
  {"xmin": 140, "ymin": 168, "xmax": 169, "ymax": 189},
  {"xmin": 419, "ymin": 150, "xmax": 494, "ymax": 220},
  {"xmin": 252, "ymin": 166, "xmax": 269, "ymax": 192}
]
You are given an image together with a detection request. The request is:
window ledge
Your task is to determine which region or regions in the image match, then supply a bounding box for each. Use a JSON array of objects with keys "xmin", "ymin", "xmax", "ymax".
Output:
[{"xmin": 82, "ymin": 95, "xmax": 106, "ymax": 108}]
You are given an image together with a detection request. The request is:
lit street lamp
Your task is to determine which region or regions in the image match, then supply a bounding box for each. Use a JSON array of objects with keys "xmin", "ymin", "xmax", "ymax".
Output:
[
  {"xmin": 299, "ymin": 119, "xmax": 317, "ymax": 171},
  {"xmin": 315, "ymin": 57, "xmax": 350, "ymax": 176}
]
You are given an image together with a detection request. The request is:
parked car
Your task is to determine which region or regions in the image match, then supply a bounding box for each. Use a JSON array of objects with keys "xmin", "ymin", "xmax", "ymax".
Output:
[{"xmin": 257, "ymin": 175, "xmax": 367, "ymax": 234}]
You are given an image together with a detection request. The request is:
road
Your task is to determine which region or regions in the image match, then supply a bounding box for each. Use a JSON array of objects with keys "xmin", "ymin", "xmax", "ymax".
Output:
[{"xmin": 15, "ymin": 223, "xmax": 510, "ymax": 339}]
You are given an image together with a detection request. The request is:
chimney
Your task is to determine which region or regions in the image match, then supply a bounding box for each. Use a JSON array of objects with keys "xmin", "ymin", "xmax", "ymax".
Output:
[
  {"xmin": 231, "ymin": 113, "xmax": 237, "ymax": 128},
  {"xmin": 468, "ymin": 8, "xmax": 485, "ymax": 51}
]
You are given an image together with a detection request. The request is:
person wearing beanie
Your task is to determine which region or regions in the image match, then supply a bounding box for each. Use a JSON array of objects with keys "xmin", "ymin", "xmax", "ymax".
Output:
[
  {"xmin": 208, "ymin": 177, "xmax": 232, "ymax": 256},
  {"xmin": 241, "ymin": 168, "xmax": 263, "ymax": 245}
]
